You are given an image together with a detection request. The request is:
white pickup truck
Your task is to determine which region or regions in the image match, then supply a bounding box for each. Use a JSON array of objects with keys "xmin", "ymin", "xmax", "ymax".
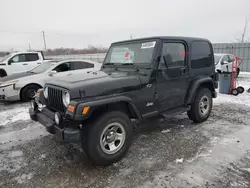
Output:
[{"xmin": 0, "ymin": 51, "xmax": 50, "ymax": 77}]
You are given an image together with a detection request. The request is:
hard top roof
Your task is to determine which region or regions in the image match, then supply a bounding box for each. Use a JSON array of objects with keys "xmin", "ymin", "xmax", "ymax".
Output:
[{"xmin": 112, "ymin": 36, "xmax": 210, "ymax": 45}]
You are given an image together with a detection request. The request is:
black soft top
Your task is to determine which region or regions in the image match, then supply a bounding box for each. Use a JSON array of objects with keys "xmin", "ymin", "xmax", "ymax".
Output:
[{"xmin": 112, "ymin": 36, "xmax": 211, "ymax": 45}]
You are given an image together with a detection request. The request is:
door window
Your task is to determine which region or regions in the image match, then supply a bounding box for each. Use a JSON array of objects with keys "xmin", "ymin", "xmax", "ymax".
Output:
[
  {"xmin": 10, "ymin": 54, "xmax": 26, "ymax": 63},
  {"xmin": 53, "ymin": 62, "xmax": 72, "ymax": 72},
  {"xmin": 73, "ymin": 61, "xmax": 94, "ymax": 70},
  {"xmin": 26, "ymin": 53, "xmax": 39, "ymax": 61},
  {"xmin": 160, "ymin": 43, "xmax": 185, "ymax": 68}
]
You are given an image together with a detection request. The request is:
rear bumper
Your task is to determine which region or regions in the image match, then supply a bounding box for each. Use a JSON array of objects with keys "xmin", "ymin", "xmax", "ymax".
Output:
[
  {"xmin": 0, "ymin": 85, "xmax": 20, "ymax": 101},
  {"xmin": 29, "ymin": 107, "xmax": 81, "ymax": 142}
]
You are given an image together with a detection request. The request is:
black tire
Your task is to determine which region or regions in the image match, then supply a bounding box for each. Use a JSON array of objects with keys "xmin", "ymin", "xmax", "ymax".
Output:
[
  {"xmin": 187, "ymin": 88, "xmax": 213, "ymax": 123},
  {"xmin": 0, "ymin": 70, "xmax": 7, "ymax": 77},
  {"xmin": 82, "ymin": 111, "xmax": 133, "ymax": 166},
  {"xmin": 231, "ymin": 88, "xmax": 239, "ymax": 96},
  {"xmin": 237, "ymin": 86, "xmax": 244, "ymax": 94},
  {"xmin": 20, "ymin": 84, "xmax": 41, "ymax": 102}
]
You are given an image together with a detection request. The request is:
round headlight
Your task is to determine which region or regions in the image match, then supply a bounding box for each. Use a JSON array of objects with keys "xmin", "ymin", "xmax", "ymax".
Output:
[
  {"xmin": 62, "ymin": 91, "xmax": 70, "ymax": 107},
  {"xmin": 44, "ymin": 87, "xmax": 48, "ymax": 99}
]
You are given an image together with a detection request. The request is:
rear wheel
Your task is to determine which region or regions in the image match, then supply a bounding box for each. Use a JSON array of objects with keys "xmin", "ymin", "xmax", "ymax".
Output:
[
  {"xmin": 20, "ymin": 84, "xmax": 41, "ymax": 102},
  {"xmin": 187, "ymin": 88, "xmax": 213, "ymax": 123},
  {"xmin": 82, "ymin": 111, "xmax": 133, "ymax": 166}
]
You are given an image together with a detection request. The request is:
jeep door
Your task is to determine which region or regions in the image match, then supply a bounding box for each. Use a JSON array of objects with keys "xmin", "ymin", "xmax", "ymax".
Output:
[{"xmin": 156, "ymin": 41, "xmax": 189, "ymax": 112}]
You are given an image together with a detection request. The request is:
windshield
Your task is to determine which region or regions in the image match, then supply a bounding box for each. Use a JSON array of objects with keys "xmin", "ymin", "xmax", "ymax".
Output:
[
  {"xmin": 30, "ymin": 61, "xmax": 58, "ymax": 74},
  {"xmin": 104, "ymin": 41, "xmax": 156, "ymax": 65},
  {"xmin": 214, "ymin": 54, "xmax": 222, "ymax": 65},
  {"xmin": 0, "ymin": 54, "xmax": 12, "ymax": 62}
]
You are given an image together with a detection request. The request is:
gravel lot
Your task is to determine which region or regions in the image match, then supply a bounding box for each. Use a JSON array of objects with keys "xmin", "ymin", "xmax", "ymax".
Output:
[{"xmin": 1, "ymin": 74, "xmax": 250, "ymax": 188}]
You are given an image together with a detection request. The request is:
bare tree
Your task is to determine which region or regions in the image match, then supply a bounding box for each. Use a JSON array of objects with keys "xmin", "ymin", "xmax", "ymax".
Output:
[{"xmin": 236, "ymin": 17, "xmax": 250, "ymax": 43}]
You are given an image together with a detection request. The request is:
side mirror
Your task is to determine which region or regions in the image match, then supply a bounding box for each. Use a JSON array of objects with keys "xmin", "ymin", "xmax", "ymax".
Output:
[
  {"xmin": 8, "ymin": 59, "xmax": 13, "ymax": 65},
  {"xmin": 48, "ymin": 70, "xmax": 57, "ymax": 76},
  {"xmin": 221, "ymin": 61, "xmax": 225, "ymax": 65}
]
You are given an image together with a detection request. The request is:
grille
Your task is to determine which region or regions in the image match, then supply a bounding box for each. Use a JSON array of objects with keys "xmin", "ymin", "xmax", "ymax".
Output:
[{"xmin": 47, "ymin": 87, "xmax": 65, "ymax": 112}]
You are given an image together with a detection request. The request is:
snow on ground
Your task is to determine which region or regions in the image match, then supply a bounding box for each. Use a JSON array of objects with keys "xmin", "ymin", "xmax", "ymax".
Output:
[
  {"xmin": 1, "ymin": 73, "xmax": 250, "ymax": 188},
  {"xmin": 0, "ymin": 106, "xmax": 30, "ymax": 127}
]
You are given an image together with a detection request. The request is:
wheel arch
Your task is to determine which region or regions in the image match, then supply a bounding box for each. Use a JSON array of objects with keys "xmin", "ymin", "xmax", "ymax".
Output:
[
  {"xmin": 76, "ymin": 96, "xmax": 142, "ymax": 121},
  {"xmin": 0, "ymin": 69, "xmax": 7, "ymax": 77},
  {"xmin": 186, "ymin": 77, "xmax": 216, "ymax": 104}
]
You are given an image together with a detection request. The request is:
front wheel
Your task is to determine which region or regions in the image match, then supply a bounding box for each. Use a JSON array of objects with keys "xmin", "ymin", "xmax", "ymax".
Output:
[
  {"xmin": 187, "ymin": 88, "xmax": 213, "ymax": 123},
  {"xmin": 82, "ymin": 111, "xmax": 133, "ymax": 166},
  {"xmin": 20, "ymin": 84, "xmax": 41, "ymax": 102}
]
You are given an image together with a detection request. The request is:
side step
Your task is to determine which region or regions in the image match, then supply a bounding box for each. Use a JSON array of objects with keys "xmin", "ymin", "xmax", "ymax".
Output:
[{"xmin": 160, "ymin": 105, "xmax": 190, "ymax": 118}]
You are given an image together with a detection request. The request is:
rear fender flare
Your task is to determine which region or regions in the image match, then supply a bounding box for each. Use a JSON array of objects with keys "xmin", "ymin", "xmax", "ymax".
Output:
[{"xmin": 186, "ymin": 77, "xmax": 215, "ymax": 104}]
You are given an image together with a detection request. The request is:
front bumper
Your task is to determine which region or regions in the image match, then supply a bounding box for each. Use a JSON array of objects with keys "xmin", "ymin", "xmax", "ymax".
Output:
[
  {"xmin": 0, "ymin": 85, "xmax": 20, "ymax": 101},
  {"xmin": 29, "ymin": 106, "xmax": 81, "ymax": 142}
]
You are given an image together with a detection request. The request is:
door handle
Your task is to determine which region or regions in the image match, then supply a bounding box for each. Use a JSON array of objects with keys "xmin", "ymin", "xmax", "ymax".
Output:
[
  {"xmin": 23, "ymin": 63, "xmax": 28, "ymax": 65},
  {"xmin": 37, "ymin": 63, "xmax": 41, "ymax": 64},
  {"xmin": 180, "ymin": 67, "xmax": 187, "ymax": 75}
]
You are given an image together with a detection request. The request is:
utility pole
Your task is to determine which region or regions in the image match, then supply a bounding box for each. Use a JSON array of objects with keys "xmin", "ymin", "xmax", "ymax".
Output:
[
  {"xmin": 28, "ymin": 42, "xmax": 31, "ymax": 50},
  {"xmin": 42, "ymin": 31, "xmax": 47, "ymax": 51},
  {"xmin": 130, "ymin": 34, "xmax": 133, "ymax": 39}
]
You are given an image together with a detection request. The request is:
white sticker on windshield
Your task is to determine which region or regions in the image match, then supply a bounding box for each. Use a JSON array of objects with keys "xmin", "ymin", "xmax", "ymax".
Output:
[{"xmin": 141, "ymin": 41, "xmax": 156, "ymax": 49}]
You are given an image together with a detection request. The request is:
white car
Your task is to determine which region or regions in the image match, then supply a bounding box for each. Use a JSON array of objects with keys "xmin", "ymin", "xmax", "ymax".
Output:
[
  {"xmin": 0, "ymin": 59, "xmax": 101, "ymax": 101},
  {"xmin": 0, "ymin": 51, "xmax": 50, "ymax": 77},
  {"xmin": 214, "ymin": 53, "xmax": 240, "ymax": 76}
]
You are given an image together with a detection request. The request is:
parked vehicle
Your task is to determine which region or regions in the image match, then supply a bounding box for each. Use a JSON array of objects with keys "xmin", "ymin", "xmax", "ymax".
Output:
[
  {"xmin": 0, "ymin": 51, "xmax": 50, "ymax": 77},
  {"xmin": 30, "ymin": 36, "xmax": 218, "ymax": 166},
  {"xmin": 0, "ymin": 59, "xmax": 101, "ymax": 101},
  {"xmin": 214, "ymin": 53, "xmax": 240, "ymax": 77}
]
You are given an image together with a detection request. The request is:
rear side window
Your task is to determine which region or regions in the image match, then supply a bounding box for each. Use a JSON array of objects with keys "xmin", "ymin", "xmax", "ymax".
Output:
[
  {"xmin": 73, "ymin": 62, "xmax": 94, "ymax": 70},
  {"xmin": 26, "ymin": 53, "xmax": 39, "ymax": 61},
  {"xmin": 191, "ymin": 41, "xmax": 212, "ymax": 69}
]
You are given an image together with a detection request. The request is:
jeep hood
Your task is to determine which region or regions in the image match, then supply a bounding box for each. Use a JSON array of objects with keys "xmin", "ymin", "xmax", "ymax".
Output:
[{"xmin": 47, "ymin": 70, "xmax": 144, "ymax": 99}]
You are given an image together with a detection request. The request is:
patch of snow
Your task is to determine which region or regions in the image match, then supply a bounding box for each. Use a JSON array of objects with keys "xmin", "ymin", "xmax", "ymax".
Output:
[
  {"xmin": 14, "ymin": 173, "xmax": 34, "ymax": 184},
  {"xmin": 161, "ymin": 129, "xmax": 171, "ymax": 133},
  {"xmin": 0, "ymin": 106, "xmax": 30, "ymax": 127},
  {"xmin": 39, "ymin": 154, "xmax": 46, "ymax": 159},
  {"xmin": 8, "ymin": 150, "xmax": 23, "ymax": 158},
  {"xmin": 175, "ymin": 158, "xmax": 184, "ymax": 163},
  {"xmin": 241, "ymin": 168, "xmax": 250, "ymax": 173}
]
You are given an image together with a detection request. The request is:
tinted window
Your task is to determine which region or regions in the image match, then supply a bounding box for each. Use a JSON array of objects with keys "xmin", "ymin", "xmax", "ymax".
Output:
[
  {"xmin": 73, "ymin": 61, "xmax": 94, "ymax": 70},
  {"xmin": 160, "ymin": 43, "xmax": 185, "ymax": 68},
  {"xmin": 191, "ymin": 41, "xmax": 212, "ymax": 69},
  {"xmin": 53, "ymin": 62, "xmax": 72, "ymax": 72},
  {"xmin": 10, "ymin": 54, "xmax": 26, "ymax": 63},
  {"xmin": 26, "ymin": 53, "xmax": 39, "ymax": 61}
]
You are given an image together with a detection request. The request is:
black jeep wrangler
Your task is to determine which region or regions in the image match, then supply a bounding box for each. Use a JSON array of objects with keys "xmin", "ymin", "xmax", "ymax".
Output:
[{"xmin": 30, "ymin": 36, "xmax": 218, "ymax": 166}]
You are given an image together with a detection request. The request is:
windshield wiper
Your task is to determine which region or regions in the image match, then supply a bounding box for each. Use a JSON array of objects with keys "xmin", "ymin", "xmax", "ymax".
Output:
[
  {"xmin": 103, "ymin": 63, "xmax": 117, "ymax": 70},
  {"xmin": 121, "ymin": 63, "xmax": 139, "ymax": 71}
]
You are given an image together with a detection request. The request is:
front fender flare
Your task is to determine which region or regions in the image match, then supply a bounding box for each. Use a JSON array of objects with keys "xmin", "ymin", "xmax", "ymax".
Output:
[{"xmin": 72, "ymin": 96, "xmax": 142, "ymax": 120}]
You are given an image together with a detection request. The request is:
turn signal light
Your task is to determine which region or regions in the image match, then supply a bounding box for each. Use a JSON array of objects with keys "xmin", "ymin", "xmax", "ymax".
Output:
[
  {"xmin": 82, "ymin": 106, "xmax": 90, "ymax": 115},
  {"xmin": 67, "ymin": 105, "xmax": 75, "ymax": 112},
  {"xmin": 36, "ymin": 92, "xmax": 40, "ymax": 97}
]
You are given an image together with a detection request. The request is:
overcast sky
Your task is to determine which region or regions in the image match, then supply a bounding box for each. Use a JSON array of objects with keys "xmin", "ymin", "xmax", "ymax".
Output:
[{"xmin": 0, "ymin": 0, "xmax": 250, "ymax": 51}]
